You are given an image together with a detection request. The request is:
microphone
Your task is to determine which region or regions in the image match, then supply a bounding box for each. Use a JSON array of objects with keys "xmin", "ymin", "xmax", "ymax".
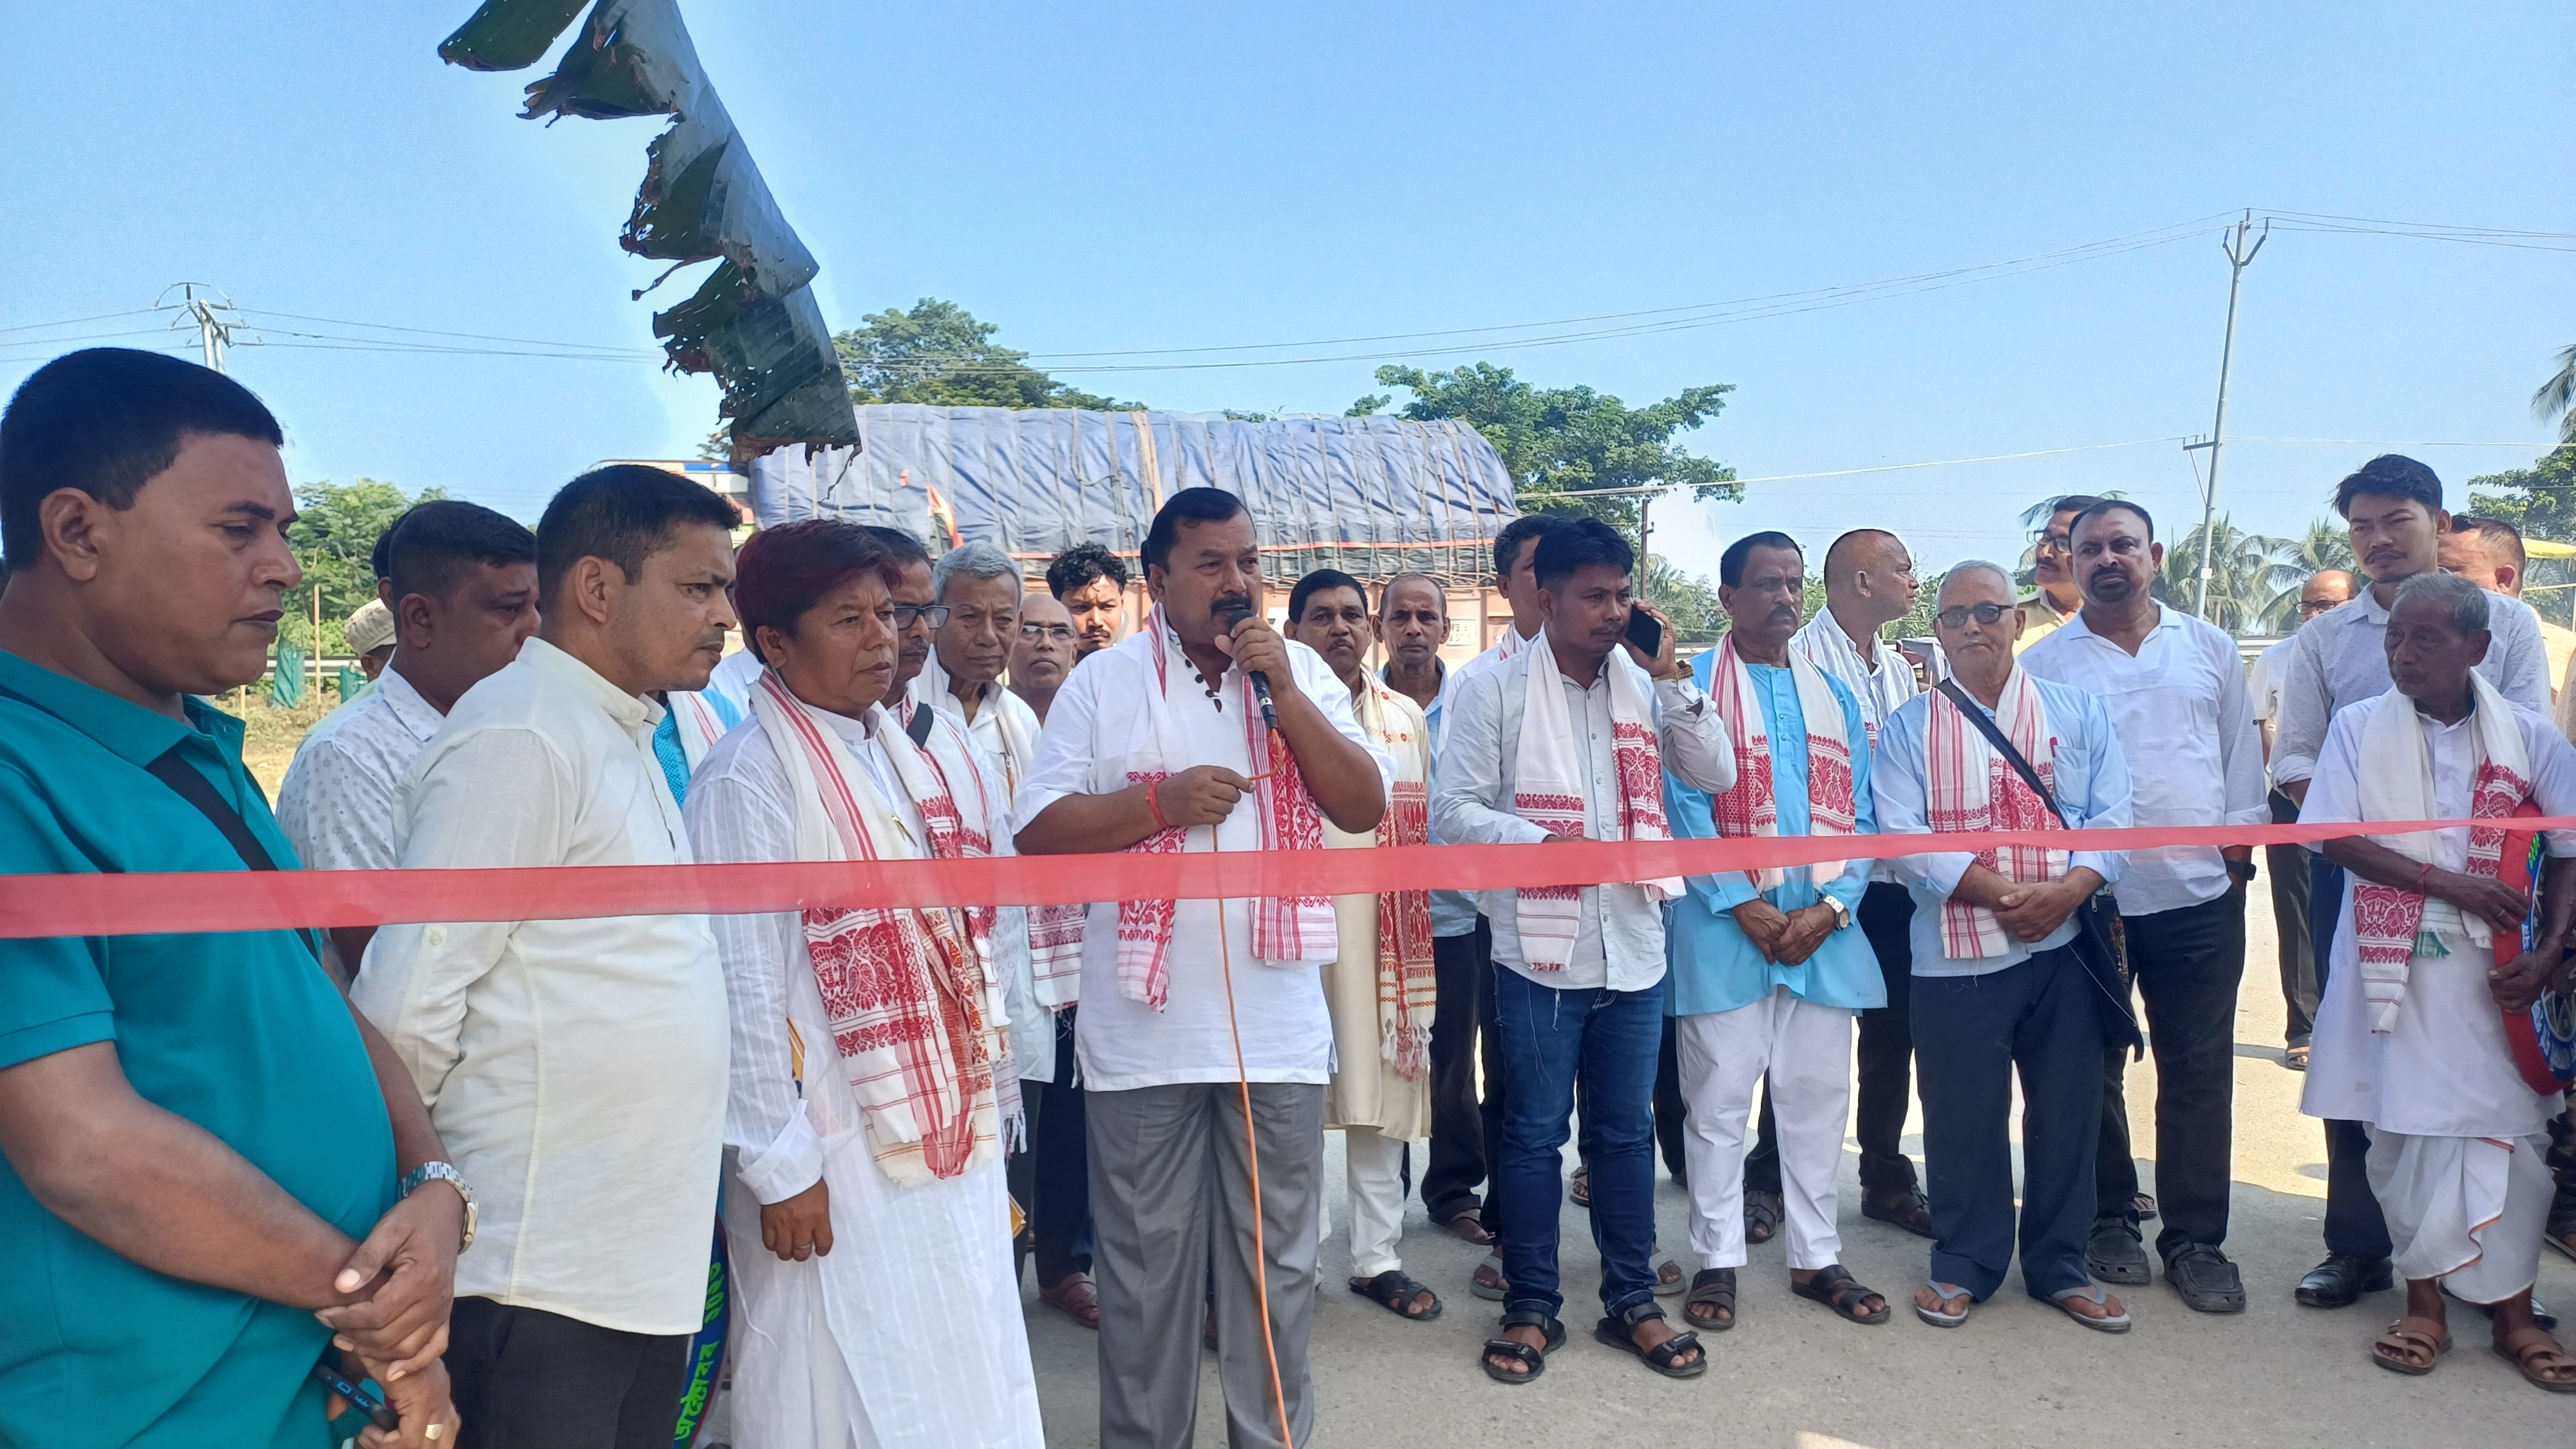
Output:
[{"xmin": 1216, "ymin": 604, "xmax": 1281, "ymax": 733}]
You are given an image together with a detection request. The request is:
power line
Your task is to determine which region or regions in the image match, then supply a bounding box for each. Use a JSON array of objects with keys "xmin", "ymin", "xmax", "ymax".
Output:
[{"xmin": 0, "ymin": 307, "xmax": 171, "ymax": 337}]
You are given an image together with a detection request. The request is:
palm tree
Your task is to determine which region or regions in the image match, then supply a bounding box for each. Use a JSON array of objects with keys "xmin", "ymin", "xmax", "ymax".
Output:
[
  {"xmin": 2253, "ymin": 518, "xmax": 2359, "ymax": 630},
  {"xmin": 2537, "ymin": 343, "xmax": 2576, "ymax": 444},
  {"xmin": 2152, "ymin": 516, "xmax": 2299, "ymax": 632}
]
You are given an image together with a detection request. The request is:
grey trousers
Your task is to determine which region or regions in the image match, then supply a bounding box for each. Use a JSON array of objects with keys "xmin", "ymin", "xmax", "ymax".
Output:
[{"xmin": 1088, "ymin": 1080, "xmax": 1325, "ymax": 1449}]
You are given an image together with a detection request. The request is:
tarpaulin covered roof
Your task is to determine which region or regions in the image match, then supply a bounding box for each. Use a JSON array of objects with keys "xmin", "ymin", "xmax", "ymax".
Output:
[{"xmin": 750, "ymin": 406, "xmax": 1521, "ymax": 581}]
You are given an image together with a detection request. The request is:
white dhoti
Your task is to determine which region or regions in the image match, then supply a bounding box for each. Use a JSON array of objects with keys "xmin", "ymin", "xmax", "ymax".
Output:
[
  {"xmin": 2366, "ymin": 1128, "xmax": 2553, "ymax": 1304},
  {"xmin": 721, "ymin": 1141, "xmax": 1043, "ymax": 1448},
  {"xmin": 1674, "ymin": 987, "xmax": 1855, "ymax": 1271}
]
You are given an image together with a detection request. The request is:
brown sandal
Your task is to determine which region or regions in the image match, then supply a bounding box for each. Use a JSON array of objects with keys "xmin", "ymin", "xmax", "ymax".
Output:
[
  {"xmin": 1040, "ymin": 1273, "xmax": 1101, "ymax": 1330},
  {"xmin": 1446, "ymin": 1212, "xmax": 1495, "ymax": 1245},
  {"xmin": 2493, "ymin": 1327, "xmax": 2576, "ymax": 1392},
  {"xmin": 2370, "ymin": 1316, "xmax": 2451, "ymax": 1375}
]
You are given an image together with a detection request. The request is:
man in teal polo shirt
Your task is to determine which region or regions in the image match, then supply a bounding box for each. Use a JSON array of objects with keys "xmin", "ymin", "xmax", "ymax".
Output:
[{"xmin": 0, "ymin": 348, "xmax": 463, "ymax": 1447}]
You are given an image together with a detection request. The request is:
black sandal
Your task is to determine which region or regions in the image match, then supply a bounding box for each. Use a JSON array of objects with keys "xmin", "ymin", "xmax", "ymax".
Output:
[
  {"xmin": 1861, "ymin": 1188, "xmax": 1937, "ymax": 1240},
  {"xmin": 1595, "ymin": 1302, "xmax": 1706, "ymax": 1379},
  {"xmin": 1683, "ymin": 1267, "xmax": 1737, "ymax": 1331},
  {"xmin": 1481, "ymin": 1309, "xmax": 1565, "ymax": 1384},
  {"xmin": 1351, "ymin": 1269, "xmax": 1442, "ymax": 1321},
  {"xmin": 1744, "ymin": 1189, "xmax": 1784, "ymax": 1245},
  {"xmin": 1792, "ymin": 1263, "xmax": 1891, "ymax": 1325}
]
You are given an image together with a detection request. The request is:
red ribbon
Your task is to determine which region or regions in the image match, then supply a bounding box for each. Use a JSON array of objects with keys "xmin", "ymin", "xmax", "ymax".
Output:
[{"xmin": 5, "ymin": 817, "xmax": 2570, "ymax": 941}]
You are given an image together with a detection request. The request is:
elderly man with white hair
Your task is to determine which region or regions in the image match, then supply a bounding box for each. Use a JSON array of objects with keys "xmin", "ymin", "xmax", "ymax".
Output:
[
  {"xmin": 918, "ymin": 541, "xmax": 1045, "ymax": 796},
  {"xmin": 2300, "ymin": 569, "xmax": 2576, "ymax": 1390}
]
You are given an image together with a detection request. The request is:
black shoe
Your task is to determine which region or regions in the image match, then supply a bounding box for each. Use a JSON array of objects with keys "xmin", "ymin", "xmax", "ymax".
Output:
[
  {"xmin": 2085, "ymin": 1218, "xmax": 2151, "ymax": 1286},
  {"xmin": 2294, "ymin": 1253, "xmax": 2393, "ymax": 1309},
  {"xmin": 2445, "ymin": 1282, "xmax": 2558, "ymax": 1332},
  {"xmin": 2163, "ymin": 1244, "xmax": 2246, "ymax": 1314}
]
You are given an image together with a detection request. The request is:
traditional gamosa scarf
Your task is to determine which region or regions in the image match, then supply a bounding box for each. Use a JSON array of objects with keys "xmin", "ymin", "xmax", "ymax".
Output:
[
  {"xmin": 1510, "ymin": 636, "xmax": 1681, "ymax": 969},
  {"xmin": 1116, "ymin": 606, "xmax": 1333, "ymax": 1009},
  {"xmin": 2347, "ymin": 672, "xmax": 2530, "ymax": 1033},
  {"xmin": 907, "ymin": 667, "xmax": 1080, "ymax": 1009},
  {"xmin": 751, "ymin": 671, "xmax": 1010, "ymax": 1186},
  {"xmin": 1924, "ymin": 667, "xmax": 2069, "ymax": 960},
  {"xmin": 1706, "ymin": 635, "xmax": 1856, "ymax": 892},
  {"xmin": 1351, "ymin": 674, "xmax": 1437, "ymax": 1079}
]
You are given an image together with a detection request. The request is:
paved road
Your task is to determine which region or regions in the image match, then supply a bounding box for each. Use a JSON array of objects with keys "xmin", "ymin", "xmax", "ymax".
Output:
[{"xmin": 1015, "ymin": 854, "xmax": 2576, "ymax": 1448}]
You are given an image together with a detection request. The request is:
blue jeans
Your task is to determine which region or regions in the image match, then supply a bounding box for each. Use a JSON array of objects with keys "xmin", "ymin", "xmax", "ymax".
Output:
[{"xmin": 1492, "ymin": 964, "xmax": 1663, "ymax": 1322}]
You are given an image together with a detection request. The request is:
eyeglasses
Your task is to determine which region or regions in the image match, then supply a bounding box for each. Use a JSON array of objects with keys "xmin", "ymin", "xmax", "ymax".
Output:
[
  {"xmin": 2297, "ymin": 598, "xmax": 2340, "ymax": 616},
  {"xmin": 1019, "ymin": 623, "xmax": 1075, "ymax": 643},
  {"xmin": 1934, "ymin": 602, "xmax": 2014, "ymax": 629},
  {"xmin": 890, "ymin": 604, "xmax": 951, "ymax": 629},
  {"xmin": 2033, "ymin": 533, "xmax": 2072, "ymax": 556}
]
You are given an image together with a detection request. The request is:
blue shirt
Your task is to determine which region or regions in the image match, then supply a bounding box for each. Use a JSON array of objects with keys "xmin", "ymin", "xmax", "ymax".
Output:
[
  {"xmin": 1871, "ymin": 676, "xmax": 2132, "ymax": 978},
  {"xmin": 1664, "ymin": 656, "xmax": 1882, "ymax": 1016},
  {"xmin": 1414, "ymin": 659, "xmax": 1481, "ymax": 938},
  {"xmin": 0, "ymin": 650, "xmax": 395, "ymax": 1448}
]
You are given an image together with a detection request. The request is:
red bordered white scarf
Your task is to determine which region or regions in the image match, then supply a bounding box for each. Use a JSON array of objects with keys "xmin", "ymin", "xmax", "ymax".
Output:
[
  {"xmin": 1115, "ymin": 606, "xmax": 1334, "ymax": 1009},
  {"xmin": 2347, "ymin": 676, "xmax": 2530, "ymax": 1033},
  {"xmin": 1706, "ymin": 635, "xmax": 1857, "ymax": 891},
  {"xmin": 1352, "ymin": 676, "xmax": 1437, "ymax": 1078},
  {"xmin": 1511, "ymin": 634, "xmax": 1680, "ymax": 969},
  {"xmin": 752, "ymin": 672, "xmax": 1009, "ymax": 1186},
  {"xmin": 1924, "ymin": 667, "xmax": 2069, "ymax": 960}
]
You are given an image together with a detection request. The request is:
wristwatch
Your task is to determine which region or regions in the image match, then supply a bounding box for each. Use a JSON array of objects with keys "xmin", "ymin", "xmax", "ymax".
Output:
[
  {"xmin": 1824, "ymin": 896, "xmax": 1852, "ymax": 932},
  {"xmin": 400, "ymin": 1161, "xmax": 478, "ymax": 1254},
  {"xmin": 2224, "ymin": 859, "xmax": 2259, "ymax": 886}
]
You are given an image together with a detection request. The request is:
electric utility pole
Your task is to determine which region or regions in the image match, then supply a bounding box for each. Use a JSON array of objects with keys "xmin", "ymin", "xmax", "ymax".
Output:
[
  {"xmin": 2190, "ymin": 211, "xmax": 2267, "ymax": 621},
  {"xmin": 166, "ymin": 283, "xmax": 236, "ymax": 374}
]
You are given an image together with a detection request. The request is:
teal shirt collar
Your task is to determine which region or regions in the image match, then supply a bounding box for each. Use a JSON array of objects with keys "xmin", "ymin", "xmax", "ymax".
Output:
[{"xmin": 0, "ymin": 648, "xmax": 245, "ymax": 770}]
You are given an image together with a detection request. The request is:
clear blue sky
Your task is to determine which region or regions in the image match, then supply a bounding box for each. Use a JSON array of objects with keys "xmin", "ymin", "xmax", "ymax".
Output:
[{"xmin": 4, "ymin": 2, "xmax": 2569, "ymax": 578}]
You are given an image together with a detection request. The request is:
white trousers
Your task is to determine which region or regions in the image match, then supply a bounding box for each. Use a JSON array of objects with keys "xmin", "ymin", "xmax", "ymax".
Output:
[
  {"xmin": 1676, "ymin": 988, "xmax": 1855, "ymax": 1272},
  {"xmin": 2367, "ymin": 1128, "xmax": 2553, "ymax": 1304},
  {"xmin": 1336, "ymin": 1126, "xmax": 1408, "ymax": 1278}
]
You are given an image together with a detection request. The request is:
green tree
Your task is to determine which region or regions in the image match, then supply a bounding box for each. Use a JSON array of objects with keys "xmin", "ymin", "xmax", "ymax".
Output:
[
  {"xmin": 833, "ymin": 299, "xmax": 1144, "ymax": 412},
  {"xmin": 2535, "ymin": 344, "xmax": 2576, "ymax": 444},
  {"xmin": 2469, "ymin": 447, "xmax": 2576, "ymax": 540},
  {"xmin": 1643, "ymin": 558, "xmax": 1725, "ymax": 643},
  {"xmin": 2278, "ymin": 516, "xmax": 2356, "ymax": 574},
  {"xmin": 1367, "ymin": 363, "xmax": 1735, "ymax": 532},
  {"xmin": 2151, "ymin": 515, "xmax": 2298, "ymax": 632},
  {"xmin": 284, "ymin": 479, "xmax": 446, "ymax": 656}
]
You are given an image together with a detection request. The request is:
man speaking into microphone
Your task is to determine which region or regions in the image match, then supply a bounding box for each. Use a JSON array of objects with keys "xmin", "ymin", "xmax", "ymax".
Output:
[{"xmin": 1017, "ymin": 488, "xmax": 1390, "ymax": 1449}]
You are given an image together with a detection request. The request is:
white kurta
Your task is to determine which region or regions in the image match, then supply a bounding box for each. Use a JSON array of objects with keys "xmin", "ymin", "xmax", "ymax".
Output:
[
  {"xmin": 2298, "ymin": 694, "xmax": 2576, "ymax": 1141},
  {"xmin": 685, "ymin": 711, "xmax": 1043, "ymax": 1449},
  {"xmin": 1321, "ymin": 677, "xmax": 1432, "ymax": 1141}
]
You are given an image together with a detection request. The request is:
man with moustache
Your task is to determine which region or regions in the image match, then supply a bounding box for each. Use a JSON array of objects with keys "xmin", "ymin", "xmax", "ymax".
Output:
[
  {"xmin": 0, "ymin": 348, "xmax": 459, "ymax": 1447},
  {"xmin": 357, "ymin": 465, "xmax": 741, "ymax": 1448},
  {"xmin": 1047, "ymin": 541, "xmax": 1130, "ymax": 658},
  {"xmin": 2272, "ymin": 455, "xmax": 2555, "ymax": 1309},
  {"xmin": 1017, "ymin": 489, "xmax": 1389, "ymax": 1448},
  {"xmin": 2023, "ymin": 501, "xmax": 2267, "ymax": 1313},
  {"xmin": 1789, "ymin": 527, "xmax": 1938, "ymax": 1238},
  {"xmin": 2014, "ymin": 496, "xmax": 2105, "ymax": 656},
  {"xmin": 1010, "ymin": 592, "xmax": 1078, "ymax": 723},
  {"xmin": 1285, "ymin": 568, "xmax": 1440, "ymax": 1321},
  {"xmin": 2249, "ymin": 568, "xmax": 2358, "ymax": 1068},
  {"xmin": 1875, "ymin": 563, "xmax": 2136, "ymax": 1333},
  {"xmin": 277, "ymin": 500, "xmax": 540, "ymax": 983},
  {"xmin": 1666, "ymin": 532, "xmax": 1889, "ymax": 1336},
  {"xmin": 1381, "ymin": 570, "xmax": 1501, "ymax": 1248}
]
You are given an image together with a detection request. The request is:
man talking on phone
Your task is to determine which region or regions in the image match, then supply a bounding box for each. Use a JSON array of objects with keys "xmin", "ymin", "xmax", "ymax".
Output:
[
  {"xmin": 1016, "ymin": 488, "xmax": 1389, "ymax": 1449},
  {"xmin": 1434, "ymin": 517, "xmax": 1734, "ymax": 1384}
]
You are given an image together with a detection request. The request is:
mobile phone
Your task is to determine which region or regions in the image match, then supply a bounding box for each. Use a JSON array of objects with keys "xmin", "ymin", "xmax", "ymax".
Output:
[
  {"xmin": 1624, "ymin": 607, "xmax": 1664, "ymax": 660},
  {"xmin": 312, "ymin": 1356, "xmax": 401, "ymax": 1433}
]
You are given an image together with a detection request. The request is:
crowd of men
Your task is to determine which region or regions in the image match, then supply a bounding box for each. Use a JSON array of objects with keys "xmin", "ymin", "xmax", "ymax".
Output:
[{"xmin": 3, "ymin": 346, "xmax": 2575, "ymax": 1449}]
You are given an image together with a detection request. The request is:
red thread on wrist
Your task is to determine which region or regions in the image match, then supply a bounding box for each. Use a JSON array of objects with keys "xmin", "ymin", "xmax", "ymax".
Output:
[
  {"xmin": 2415, "ymin": 861, "xmax": 2433, "ymax": 894},
  {"xmin": 1146, "ymin": 782, "xmax": 1170, "ymax": 834}
]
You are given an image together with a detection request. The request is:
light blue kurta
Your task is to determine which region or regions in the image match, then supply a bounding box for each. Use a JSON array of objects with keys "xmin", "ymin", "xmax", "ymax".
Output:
[{"xmin": 1664, "ymin": 658, "xmax": 1883, "ymax": 1017}]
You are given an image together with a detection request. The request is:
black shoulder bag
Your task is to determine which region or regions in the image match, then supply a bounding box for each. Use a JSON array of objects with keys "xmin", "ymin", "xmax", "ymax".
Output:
[
  {"xmin": 0, "ymin": 683, "xmax": 322, "ymax": 962},
  {"xmin": 1933, "ymin": 679, "xmax": 2141, "ymax": 1054}
]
